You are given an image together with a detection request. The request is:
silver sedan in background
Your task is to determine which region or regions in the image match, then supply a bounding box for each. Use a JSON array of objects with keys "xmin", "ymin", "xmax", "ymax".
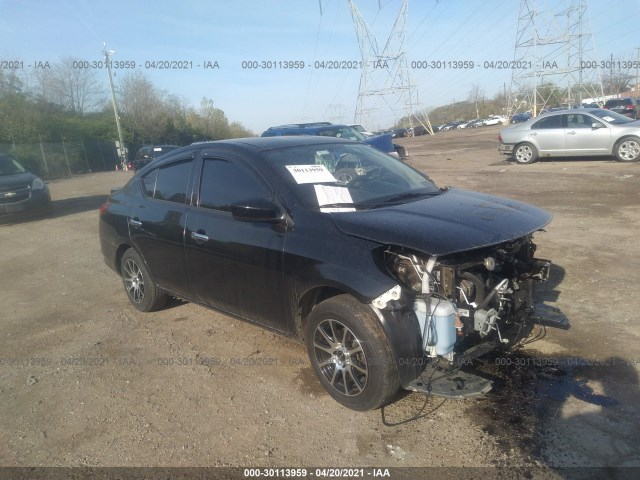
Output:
[{"xmin": 498, "ymin": 109, "xmax": 640, "ymax": 164}]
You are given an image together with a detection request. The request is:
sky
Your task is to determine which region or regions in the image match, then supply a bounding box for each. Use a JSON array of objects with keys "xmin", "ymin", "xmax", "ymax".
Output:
[{"xmin": 0, "ymin": 0, "xmax": 638, "ymax": 133}]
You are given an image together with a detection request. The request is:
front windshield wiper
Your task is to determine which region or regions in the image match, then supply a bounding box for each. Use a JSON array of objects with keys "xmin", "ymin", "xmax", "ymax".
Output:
[
  {"xmin": 318, "ymin": 203, "xmax": 357, "ymax": 209},
  {"xmin": 363, "ymin": 190, "xmax": 441, "ymax": 207}
]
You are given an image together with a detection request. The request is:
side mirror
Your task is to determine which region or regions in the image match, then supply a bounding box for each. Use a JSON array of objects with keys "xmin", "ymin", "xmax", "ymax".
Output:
[
  {"xmin": 592, "ymin": 123, "xmax": 605, "ymax": 129},
  {"xmin": 231, "ymin": 198, "xmax": 282, "ymax": 223}
]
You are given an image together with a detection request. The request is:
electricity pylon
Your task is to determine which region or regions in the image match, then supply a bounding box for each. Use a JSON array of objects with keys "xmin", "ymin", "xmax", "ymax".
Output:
[
  {"xmin": 508, "ymin": 0, "xmax": 604, "ymax": 117},
  {"xmin": 348, "ymin": 0, "xmax": 432, "ymax": 134}
]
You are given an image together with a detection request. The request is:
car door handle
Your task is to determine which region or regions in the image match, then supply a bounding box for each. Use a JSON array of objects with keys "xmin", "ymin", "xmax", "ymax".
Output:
[
  {"xmin": 530, "ymin": 132, "xmax": 537, "ymax": 136},
  {"xmin": 128, "ymin": 218, "xmax": 142, "ymax": 228},
  {"xmin": 567, "ymin": 131, "xmax": 576, "ymax": 135},
  {"xmin": 190, "ymin": 231, "xmax": 209, "ymax": 244}
]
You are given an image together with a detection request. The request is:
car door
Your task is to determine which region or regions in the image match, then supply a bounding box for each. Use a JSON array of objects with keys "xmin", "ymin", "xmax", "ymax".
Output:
[
  {"xmin": 129, "ymin": 154, "xmax": 196, "ymax": 297},
  {"xmin": 184, "ymin": 151, "xmax": 288, "ymax": 331},
  {"xmin": 564, "ymin": 113, "xmax": 611, "ymax": 156},
  {"xmin": 529, "ymin": 114, "xmax": 565, "ymax": 155}
]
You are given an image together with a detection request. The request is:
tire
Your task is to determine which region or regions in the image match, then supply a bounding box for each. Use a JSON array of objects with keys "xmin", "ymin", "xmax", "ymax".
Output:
[
  {"xmin": 305, "ymin": 295, "xmax": 400, "ymax": 410},
  {"xmin": 120, "ymin": 248, "xmax": 167, "ymax": 312},
  {"xmin": 614, "ymin": 137, "xmax": 640, "ymax": 162},
  {"xmin": 394, "ymin": 145, "xmax": 408, "ymax": 161},
  {"xmin": 513, "ymin": 142, "xmax": 538, "ymax": 164}
]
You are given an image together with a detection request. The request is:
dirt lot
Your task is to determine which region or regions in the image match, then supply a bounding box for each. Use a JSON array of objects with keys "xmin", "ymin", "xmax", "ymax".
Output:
[{"xmin": 1, "ymin": 126, "xmax": 639, "ymax": 477}]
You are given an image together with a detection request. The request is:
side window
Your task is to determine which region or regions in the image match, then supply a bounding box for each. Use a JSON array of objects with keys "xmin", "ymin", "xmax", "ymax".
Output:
[
  {"xmin": 531, "ymin": 115, "xmax": 563, "ymax": 129},
  {"xmin": 199, "ymin": 159, "xmax": 269, "ymax": 212},
  {"xmin": 153, "ymin": 159, "xmax": 193, "ymax": 204},
  {"xmin": 141, "ymin": 168, "xmax": 157, "ymax": 197},
  {"xmin": 567, "ymin": 114, "xmax": 594, "ymax": 129}
]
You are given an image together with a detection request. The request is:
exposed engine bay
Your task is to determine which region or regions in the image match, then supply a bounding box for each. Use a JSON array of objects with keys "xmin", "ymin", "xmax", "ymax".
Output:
[{"xmin": 378, "ymin": 234, "xmax": 559, "ymax": 397}]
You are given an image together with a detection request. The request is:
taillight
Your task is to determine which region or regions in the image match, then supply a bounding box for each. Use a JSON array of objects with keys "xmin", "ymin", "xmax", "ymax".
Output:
[
  {"xmin": 498, "ymin": 133, "xmax": 503, "ymax": 142},
  {"xmin": 99, "ymin": 201, "xmax": 112, "ymax": 215},
  {"xmin": 624, "ymin": 105, "xmax": 633, "ymax": 111}
]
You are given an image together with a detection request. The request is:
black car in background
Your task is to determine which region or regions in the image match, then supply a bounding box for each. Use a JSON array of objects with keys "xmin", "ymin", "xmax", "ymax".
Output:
[
  {"xmin": 0, "ymin": 154, "xmax": 51, "ymax": 220},
  {"xmin": 603, "ymin": 98, "xmax": 639, "ymax": 119},
  {"xmin": 393, "ymin": 127, "xmax": 410, "ymax": 138},
  {"xmin": 132, "ymin": 145, "xmax": 180, "ymax": 171},
  {"xmin": 99, "ymin": 136, "xmax": 561, "ymax": 410}
]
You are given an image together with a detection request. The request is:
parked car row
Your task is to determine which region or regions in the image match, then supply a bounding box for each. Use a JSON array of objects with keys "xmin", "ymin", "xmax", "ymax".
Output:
[{"xmin": 433, "ymin": 115, "xmax": 507, "ymax": 132}]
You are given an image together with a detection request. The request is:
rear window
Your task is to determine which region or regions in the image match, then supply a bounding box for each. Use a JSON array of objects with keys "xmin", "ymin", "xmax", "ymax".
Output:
[{"xmin": 143, "ymin": 160, "xmax": 193, "ymax": 204}]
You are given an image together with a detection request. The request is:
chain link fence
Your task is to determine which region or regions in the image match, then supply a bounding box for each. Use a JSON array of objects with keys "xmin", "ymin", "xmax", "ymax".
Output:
[{"xmin": 0, "ymin": 140, "xmax": 126, "ymax": 180}]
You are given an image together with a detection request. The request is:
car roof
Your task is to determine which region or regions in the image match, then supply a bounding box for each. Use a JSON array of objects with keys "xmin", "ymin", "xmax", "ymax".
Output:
[
  {"xmin": 538, "ymin": 108, "xmax": 603, "ymax": 116},
  {"xmin": 192, "ymin": 136, "xmax": 358, "ymax": 152}
]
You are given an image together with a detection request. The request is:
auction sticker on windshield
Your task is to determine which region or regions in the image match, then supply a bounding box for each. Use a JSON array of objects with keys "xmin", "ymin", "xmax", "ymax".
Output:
[
  {"xmin": 314, "ymin": 185, "xmax": 355, "ymax": 212},
  {"xmin": 286, "ymin": 164, "xmax": 336, "ymax": 184}
]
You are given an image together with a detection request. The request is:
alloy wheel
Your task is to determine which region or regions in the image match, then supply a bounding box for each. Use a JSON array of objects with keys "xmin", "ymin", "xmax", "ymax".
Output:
[
  {"xmin": 312, "ymin": 318, "xmax": 368, "ymax": 396},
  {"xmin": 123, "ymin": 258, "xmax": 145, "ymax": 304}
]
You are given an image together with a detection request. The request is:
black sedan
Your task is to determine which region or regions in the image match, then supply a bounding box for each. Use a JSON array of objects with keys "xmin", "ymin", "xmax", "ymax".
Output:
[
  {"xmin": 0, "ymin": 154, "xmax": 51, "ymax": 220},
  {"xmin": 99, "ymin": 137, "xmax": 562, "ymax": 410}
]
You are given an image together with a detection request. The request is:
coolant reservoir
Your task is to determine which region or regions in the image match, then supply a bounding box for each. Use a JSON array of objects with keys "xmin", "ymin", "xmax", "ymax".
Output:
[
  {"xmin": 413, "ymin": 297, "xmax": 457, "ymax": 357},
  {"xmin": 430, "ymin": 299, "xmax": 457, "ymax": 356}
]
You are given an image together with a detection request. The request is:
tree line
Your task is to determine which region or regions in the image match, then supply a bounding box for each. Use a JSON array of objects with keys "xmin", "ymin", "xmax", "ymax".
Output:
[{"xmin": 0, "ymin": 57, "xmax": 254, "ymax": 157}]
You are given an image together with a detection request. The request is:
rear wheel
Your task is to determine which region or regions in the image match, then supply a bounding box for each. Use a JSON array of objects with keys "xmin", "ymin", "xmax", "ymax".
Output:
[
  {"xmin": 120, "ymin": 249, "xmax": 167, "ymax": 312},
  {"xmin": 305, "ymin": 295, "xmax": 400, "ymax": 410},
  {"xmin": 614, "ymin": 137, "xmax": 640, "ymax": 162},
  {"xmin": 513, "ymin": 142, "xmax": 538, "ymax": 164}
]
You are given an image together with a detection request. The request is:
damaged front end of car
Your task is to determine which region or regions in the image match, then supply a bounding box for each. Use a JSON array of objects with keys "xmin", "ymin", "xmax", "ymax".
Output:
[{"xmin": 371, "ymin": 233, "xmax": 566, "ymax": 399}]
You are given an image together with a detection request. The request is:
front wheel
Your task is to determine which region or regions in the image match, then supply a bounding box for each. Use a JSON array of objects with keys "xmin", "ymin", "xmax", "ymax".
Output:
[
  {"xmin": 305, "ymin": 295, "xmax": 400, "ymax": 410},
  {"xmin": 513, "ymin": 142, "xmax": 538, "ymax": 164},
  {"xmin": 394, "ymin": 144, "xmax": 408, "ymax": 161},
  {"xmin": 614, "ymin": 137, "xmax": 640, "ymax": 162}
]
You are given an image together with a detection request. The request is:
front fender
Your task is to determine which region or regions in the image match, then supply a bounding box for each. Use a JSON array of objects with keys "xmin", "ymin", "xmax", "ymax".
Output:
[{"xmin": 370, "ymin": 304, "xmax": 425, "ymax": 388}]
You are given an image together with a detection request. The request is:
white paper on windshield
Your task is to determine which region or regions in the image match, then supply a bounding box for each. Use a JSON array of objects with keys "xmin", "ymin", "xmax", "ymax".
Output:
[
  {"xmin": 286, "ymin": 164, "xmax": 336, "ymax": 184},
  {"xmin": 602, "ymin": 116, "xmax": 615, "ymax": 122},
  {"xmin": 314, "ymin": 185, "xmax": 355, "ymax": 213}
]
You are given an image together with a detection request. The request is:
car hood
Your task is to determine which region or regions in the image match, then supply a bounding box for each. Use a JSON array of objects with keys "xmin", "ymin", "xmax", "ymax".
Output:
[
  {"xmin": 0, "ymin": 172, "xmax": 36, "ymax": 188},
  {"xmin": 331, "ymin": 188, "xmax": 552, "ymax": 256}
]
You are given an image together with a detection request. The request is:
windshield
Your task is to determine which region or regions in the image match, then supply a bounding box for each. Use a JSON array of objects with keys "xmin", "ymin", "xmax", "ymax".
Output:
[
  {"xmin": 315, "ymin": 126, "xmax": 365, "ymax": 141},
  {"xmin": 589, "ymin": 109, "xmax": 635, "ymax": 124},
  {"xmin": 0, "ymin": 156, "xmax": 27, "ymax": 175},
  {"xmin": 262, "ymin": 143, "xmax": 440, "ymax": 211}
]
